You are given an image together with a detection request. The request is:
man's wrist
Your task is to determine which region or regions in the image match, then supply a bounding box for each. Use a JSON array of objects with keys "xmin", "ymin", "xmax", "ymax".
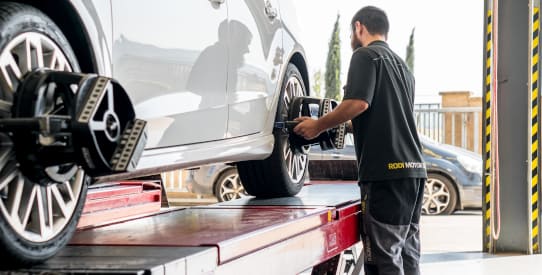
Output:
[
  {"xmin": 314, "ymin": 120, "xmax": 324, "ymax": 135},
  {"xmin": 346, "ymin": 121, "xmax": 354, "ymax": 133}
]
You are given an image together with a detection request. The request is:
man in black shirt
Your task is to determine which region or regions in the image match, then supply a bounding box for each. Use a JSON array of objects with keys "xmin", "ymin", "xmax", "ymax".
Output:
[{"xmin": 294, "ymin": 6, "xmax": 427, "ymax": 275}]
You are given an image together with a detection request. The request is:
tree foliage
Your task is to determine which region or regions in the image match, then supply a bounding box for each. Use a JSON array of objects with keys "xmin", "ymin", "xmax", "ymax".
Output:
[
  {"xmin": 312, "ymin": 70, "xmax": 323, "ymax": 98},
  {"xmin": 406, "ymin": 27, "xmax": 415, "ymax": 74},
  {"xmin": 325, "ymin": 14, "xmax": 342, "ymax": 101}
]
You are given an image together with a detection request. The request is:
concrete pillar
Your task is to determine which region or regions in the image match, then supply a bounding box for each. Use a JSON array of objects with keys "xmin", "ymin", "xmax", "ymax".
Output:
[{"xmin": 483, "ymin": 0, "xmax": 541, "ymax": 254}]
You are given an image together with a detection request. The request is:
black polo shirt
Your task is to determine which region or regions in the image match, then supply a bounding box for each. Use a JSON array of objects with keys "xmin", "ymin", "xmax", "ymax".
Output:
[{"xmin": 343, "ymin": 40, "xmax": 427, "ymax": 181}]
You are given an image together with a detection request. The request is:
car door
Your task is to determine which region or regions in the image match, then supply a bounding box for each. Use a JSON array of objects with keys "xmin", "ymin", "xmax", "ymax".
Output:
[
  {"xmin": 309, "ymin": 134, "xmax": 358, "ymax": 181},
  {"xmin": 111, "ymin": 0, "xmax": 229, "ymax": 148},
  {"xmin": 226, "ymin": 0, "xmax": 283, "ymax": 137},
  {"xmin": 321, "ymin": 145, "xmax": 358, "ymax": 181}
]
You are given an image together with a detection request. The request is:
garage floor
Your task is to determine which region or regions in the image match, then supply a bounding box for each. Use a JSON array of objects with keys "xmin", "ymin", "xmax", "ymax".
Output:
[
  {"xmin": 422, "ymin": 253, "xmax": 542, "ymax": 274},
  {"xmin": 420, "ymin": 211, "xmax": 542, "ymax": 274}
]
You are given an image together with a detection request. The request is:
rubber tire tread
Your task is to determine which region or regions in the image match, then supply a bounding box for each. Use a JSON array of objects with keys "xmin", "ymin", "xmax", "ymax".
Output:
[{"xmin": 237, "ymin": 64, "xmax": 307, "ymax": 198}]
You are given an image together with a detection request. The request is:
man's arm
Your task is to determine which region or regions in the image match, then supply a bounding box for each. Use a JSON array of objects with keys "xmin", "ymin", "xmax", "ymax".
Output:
[{"xmin": 293, "ymin": 99, "xmax": 368, "ymax": 140}]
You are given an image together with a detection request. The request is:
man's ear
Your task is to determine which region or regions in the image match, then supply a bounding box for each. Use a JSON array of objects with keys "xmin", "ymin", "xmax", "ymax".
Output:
[{"xmin": 355, "ymin": 21, "xmax": 362, "ymax": 36}]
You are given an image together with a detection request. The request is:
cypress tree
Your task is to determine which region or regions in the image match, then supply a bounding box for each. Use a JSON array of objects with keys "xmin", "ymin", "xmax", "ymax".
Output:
[
  {"xmin": 325, "ymin": 14, "xmax": 342, "ymax": 101},
  {"xmin": 406, "ymin": 27, "xmax": 415, "ymax": 73},
  {"xmin": 312, "ymin": 70, "xmax": 323, "ymax": 98}
]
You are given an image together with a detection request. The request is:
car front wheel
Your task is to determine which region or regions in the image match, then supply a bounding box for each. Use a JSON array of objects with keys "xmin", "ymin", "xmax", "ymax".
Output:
[
  {"xmin": 237, "ymin": 64, "xmax": 308, "ymax": 198},
  {"xmin": 0, "ymin": 3, "xmax": 88, "ymax": 267}
]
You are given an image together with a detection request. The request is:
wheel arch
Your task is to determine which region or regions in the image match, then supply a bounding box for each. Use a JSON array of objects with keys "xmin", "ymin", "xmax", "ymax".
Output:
[
  {"xmin": 427, "ymin": 170, "xmax": 463, "ymax": 210},
  {"xmin": 288, "ymin": 52, "xmax": 310, "ymax": 96},
  {"xmin": 16, "ymin": 0, "xmax": 98, "ymax": 74}
]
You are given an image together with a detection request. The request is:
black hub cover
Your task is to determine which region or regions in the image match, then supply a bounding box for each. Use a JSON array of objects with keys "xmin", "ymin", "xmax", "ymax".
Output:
[
  {"xmin": 287, "ymin": 96, "xmax": 346, "ymax": 152},
  {"xmin": 10, "ymin": 69, "xmax": 147, "ymax": 183}
]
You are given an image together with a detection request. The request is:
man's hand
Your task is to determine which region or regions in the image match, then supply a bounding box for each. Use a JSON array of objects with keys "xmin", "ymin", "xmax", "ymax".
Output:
[
  {"xmin": 293, "ymin": 99, "xmax": 368, "ymax": 140},
  {"xmin": 293, "ymin": 117, "xmax": 323, "ymax": 140}
]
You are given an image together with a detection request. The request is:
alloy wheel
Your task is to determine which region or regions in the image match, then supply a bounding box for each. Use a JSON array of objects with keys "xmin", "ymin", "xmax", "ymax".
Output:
[
  {"xmin": 281, "ymin": 76, "xmax": 308, "ymax": 184},
  {"xmin": 422, "ymin": 177, "xmax": 451, "ymax": 215},
  {"xmin": 0, "ymin": 32, "xmax": 85, "ymax": 242},
  {"xmin": 218, "ymin": 172, "xmax": 248, "ymax": 201}
]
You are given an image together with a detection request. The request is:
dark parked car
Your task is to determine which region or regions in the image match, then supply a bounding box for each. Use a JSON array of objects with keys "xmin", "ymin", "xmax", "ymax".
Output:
[{"xmin": 189, "ymin": 134, "xmax": 483, "ymax": 215}]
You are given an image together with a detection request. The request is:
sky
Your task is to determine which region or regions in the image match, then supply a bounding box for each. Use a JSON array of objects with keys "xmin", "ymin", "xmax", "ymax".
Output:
[{"xmin": 292, "ymin": 0, "xmax": 484, "ymax": 104}]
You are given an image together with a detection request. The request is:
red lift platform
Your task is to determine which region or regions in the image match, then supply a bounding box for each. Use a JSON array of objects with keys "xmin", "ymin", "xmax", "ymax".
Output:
[
  {"xmin": 77, "ymin": 180, "xmax": 163, "ymax": 228},
  {"xmin": 13, "ymin": 183, "xmax": 363, "ymax": 275}
]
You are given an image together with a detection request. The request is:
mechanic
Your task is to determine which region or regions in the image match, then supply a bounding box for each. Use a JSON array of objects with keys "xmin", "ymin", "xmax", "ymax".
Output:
[{"xmin": 294, "ymin": 6, "xmax": 427, "ymax": 275}]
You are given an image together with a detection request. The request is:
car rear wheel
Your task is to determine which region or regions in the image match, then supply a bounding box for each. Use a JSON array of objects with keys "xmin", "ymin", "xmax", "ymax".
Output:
[
  {"xmin": 422, "ymin": 173, "xmax": 457, "ymax": 215},
  {"xmin": 0, "ymin": 3, "xmax": 88, "ymax": 267},
  {"xmin": 214, "ymin": 168, "xmax": 248, "ymax": 202},
  {"xmin": 237, "ymin": 64, "xmax": 308, "ymax": 198}
]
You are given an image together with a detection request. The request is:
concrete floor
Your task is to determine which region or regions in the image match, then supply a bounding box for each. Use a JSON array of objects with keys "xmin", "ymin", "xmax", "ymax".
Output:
[
  {"xmin": 420, "ymin": 211, "xmax": 542, "ymax": 275},
  {"xmin": 422, "ymin": 254, "xmax": 542, "ymax": 275},
  {"xmin": 420, "ymin": 210, "xmax": 482, "ymax": 253}
]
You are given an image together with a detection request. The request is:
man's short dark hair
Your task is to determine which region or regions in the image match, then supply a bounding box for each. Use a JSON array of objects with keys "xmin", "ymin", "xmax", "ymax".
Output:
[{"xmin": 351, "ymin": 6, "xmax": 389, "ymax": 37}]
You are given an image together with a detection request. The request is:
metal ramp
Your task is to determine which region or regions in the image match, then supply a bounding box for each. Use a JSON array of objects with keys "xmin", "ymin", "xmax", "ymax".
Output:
[{"xmin": 10, "ymin": 183, "xmax": 362, "ymax": 275}]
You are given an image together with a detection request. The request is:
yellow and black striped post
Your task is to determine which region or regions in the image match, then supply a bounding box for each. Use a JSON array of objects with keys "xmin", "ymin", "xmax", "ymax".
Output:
[
  {"xmin": 488, "ymin": 0, "xmax": 542, "ymax": 254},
  {"xmin": 483, "ymin": 0, "xmax": 493, "ymax": 253},
  {"xmin": 530, "ymin": 3, "xmax": 540, "ymax": 254}
]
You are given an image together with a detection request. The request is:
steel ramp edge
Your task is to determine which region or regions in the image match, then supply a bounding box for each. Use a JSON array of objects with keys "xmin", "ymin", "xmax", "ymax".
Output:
[
  {"xmin": 10, "ymin": 246, "xmax": 218, "ymax": 275},
  {"xmin": 69, "ymin": 206, "xmax": 333, "ymax": 263}
]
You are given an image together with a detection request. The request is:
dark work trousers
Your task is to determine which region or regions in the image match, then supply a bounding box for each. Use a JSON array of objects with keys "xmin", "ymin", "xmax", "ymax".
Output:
[{"xmin": 359, "ymin": 178, "xmax": 425, "ymax": 275}]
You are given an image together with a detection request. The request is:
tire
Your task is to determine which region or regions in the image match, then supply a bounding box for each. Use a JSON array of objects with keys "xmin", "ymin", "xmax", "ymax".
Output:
[
  {"xmin": 214, "ymin": 168, "xmax": 248, "ymax": 202},
  {"xmin": 237, "ymin": 64, "xmax": 308, "ymax": 198},
  {"xmin": 0, "ymin": 3, "xmax": 88, "ymax": 268},
  {"xmin": 422, "ymin": 173, "xmax": 458, "ymax": 215}
]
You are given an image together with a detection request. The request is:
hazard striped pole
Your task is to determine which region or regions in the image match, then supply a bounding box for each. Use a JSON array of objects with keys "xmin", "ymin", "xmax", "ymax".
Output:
[
  {"xmin": 529, "ymin": 0, "xmax": 540, "ymax": 254},
  {"xmin": 482, "ymin": 0, "xmax": 494, "ymax": 253}
]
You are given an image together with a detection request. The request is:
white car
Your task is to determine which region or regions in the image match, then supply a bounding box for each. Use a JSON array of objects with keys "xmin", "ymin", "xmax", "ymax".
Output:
[{"xmin": 0, "ymin": 1, "xmax": 310, "ymax": 266}]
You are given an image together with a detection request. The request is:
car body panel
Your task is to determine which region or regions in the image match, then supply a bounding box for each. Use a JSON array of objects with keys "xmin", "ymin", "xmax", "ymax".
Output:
[
  {"xmin": 308, "ymin": 145, "xmax": 357, "ymax": 181},
  {"xmin": 187, "ymin": 164, "xmax": 232, "ymax": 195},
  {"xmin": 101, "ymin": 133, "xmax": 275, "ymax": 182},
  {"xmin": 53, "ymin": 0, "xmax": 310, "ymax": 177},
  {"xmin": 226, "ymin": 0, "xmax": 283, "ymax": 138},
  {"xmin": 111, "ymin": 0, "xmax": 229, "ymax": 147},
  {"xmin": 69, "ymin": 0, "xmax": 113, "ymax": 75},
  {"xmin": 460, "ymin": 185, "xmax": 483, "ymax": 208}
]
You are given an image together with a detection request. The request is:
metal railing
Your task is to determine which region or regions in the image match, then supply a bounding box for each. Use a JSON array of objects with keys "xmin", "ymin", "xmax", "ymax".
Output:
[{"xmin": 414, "ymin": 104, "xmax": 482, "ymax": 153}]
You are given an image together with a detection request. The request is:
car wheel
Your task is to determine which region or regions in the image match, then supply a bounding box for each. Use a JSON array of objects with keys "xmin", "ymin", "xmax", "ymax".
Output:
[
  {"xmin": 422, "ymin": 174, "xmax": 458, "ymax": 215},
  {"xmin": 237, "ymin": 64, "xmax": 308, "ymax": 198},
  {"xmin": 0, "ymin": 3, "xmax": 88, "ymax": 267},
  {"xmin": 214, "ymin": 168, "xmax": 248, "ymax": 202}
]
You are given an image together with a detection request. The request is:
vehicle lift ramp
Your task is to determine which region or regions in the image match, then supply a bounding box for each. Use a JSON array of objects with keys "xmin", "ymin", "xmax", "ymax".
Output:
[
  {"xmin": 483, "ymin": 0, "xmax": 542, "ymax": 254},
  {"xmin": 14, "ymin": 183, "xmax": 363, "ymax": 274}
]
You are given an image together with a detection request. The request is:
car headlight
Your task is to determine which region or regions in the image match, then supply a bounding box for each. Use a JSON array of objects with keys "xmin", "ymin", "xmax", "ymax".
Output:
[{"xmin": 457, "ymin": 155, "xmax": 483, "ymax": 174}]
